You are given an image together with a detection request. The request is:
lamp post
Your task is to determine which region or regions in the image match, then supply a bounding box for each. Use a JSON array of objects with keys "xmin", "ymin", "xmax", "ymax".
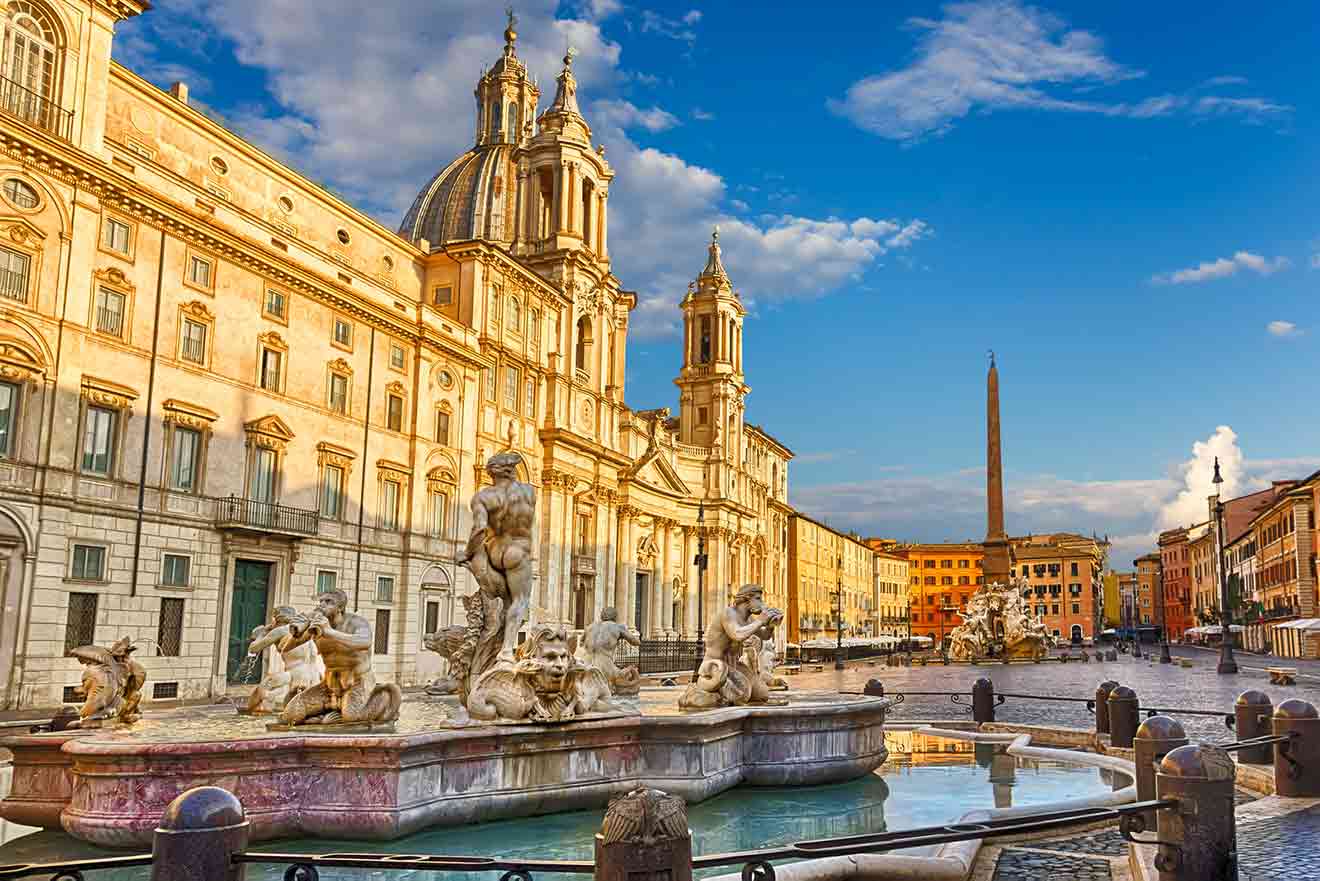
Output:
[
  {"xmin": 834, "ymin": 553, "xmax": 846, "ymax": 670},
  {"xmin": 1156, "ymin": 555, "xmax": 1172, "ymax": 663},
  {"xmin": 692, "ymin": 501, "xmax": 708, "ymax": 678},
  {"xmin": 1212, "ymin": 458, "xmax": 1239, "ymax": 674},
  {"xmin": 1130, "ymin": 585, "xmax": 1143, "ymax": 658}
]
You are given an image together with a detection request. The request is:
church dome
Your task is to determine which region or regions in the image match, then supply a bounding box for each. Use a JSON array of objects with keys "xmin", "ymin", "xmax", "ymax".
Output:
[{"xmin": 397, "ymin": 144, "xmax": 517, "ymax": 248}]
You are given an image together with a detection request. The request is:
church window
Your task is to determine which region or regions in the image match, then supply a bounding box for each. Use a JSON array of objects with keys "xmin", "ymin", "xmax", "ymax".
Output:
[
  {"xmin": 490, "ymin": 101, "xmax": 500, "ymax": 137},
  {"xmin": 507, "ymin": 103, "xmax": 518, "ymax": 137},
  {"xmin": 508, "ymin": 296, "xmax": 521, "ymax": 329},
  {"xmin": 698, "ymin": 315, "xmax": 712, "ymax": 363},
  {"xmin": 1, "ymin": 3, "xmax": 60, "ymax": 134},
  {"xmin": 581, "ymin": 179, "xmax": 594, "ymax": 247},
  {"xmin": 697, "ymin": 407, "xmax": 708, "ymax": 426},
  {"xmin": 503, "ymin": 365, "xmax": 520, "ymax": 412},
  {"xmin": 3, "ymin": 177, "xmax": 37, "ymax": 209},
  {"xmin": 575, "ymin": 316, "xmax": 592, "ymax": 372}
]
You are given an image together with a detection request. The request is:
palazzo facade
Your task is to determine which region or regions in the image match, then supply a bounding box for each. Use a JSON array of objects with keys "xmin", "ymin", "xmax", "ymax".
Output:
[{"xmin": 0, "ymin": 3, "xmax": 791, "ymax": 710}]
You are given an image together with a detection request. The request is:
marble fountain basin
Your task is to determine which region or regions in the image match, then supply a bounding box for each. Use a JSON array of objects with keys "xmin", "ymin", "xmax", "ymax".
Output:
[{"xmin": 0, "ymin": 688, "xmax": 890, "ymax": 848}]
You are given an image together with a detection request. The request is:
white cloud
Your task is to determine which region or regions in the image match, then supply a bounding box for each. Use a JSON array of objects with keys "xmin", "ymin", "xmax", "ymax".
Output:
[
  {"xmin": 640, "ymin": 9, "xmax": 700, "ymax": 44},
  {"xmin": 1266, "ymin": 320, "xmax": 1301, "ymax": 338},
  {"xmin": 573, "ymin": 0, "xmax": 624, "ymax": 20},
  {"xmin": 1150, "ymin": 251, "xmax": 1289, "ymax": 285},
  {"xmin": 590, "ymin": 98, "xmax": 680, "ymax": 132},
  {"xmin": 828, "ymin": 0, "xmax": 1289, "ymax": 142},
  {"xmin": 1156, "ymin": 426, "xmax": 1248, "ymax": 531},
  {"xmin": 1204, "ymin": 75, "xmax": 1248, "ymax": 87},
  {"xmin": 681, "ymin": 10, "xmax": 702, "ymax": 25},
  {"xmin": 691, "ymin": 107, "xmax": 715, "ymax": 121}
]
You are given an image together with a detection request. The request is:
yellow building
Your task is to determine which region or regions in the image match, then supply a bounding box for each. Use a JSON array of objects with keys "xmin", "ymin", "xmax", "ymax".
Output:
[
  {"xmin": 786, "ymin": 514, "xmax": 873, "ymax": 644},
  {"xmin": 0, "ymin": 5, "xmax": 797, "ymax": 709},
  {"xmin": 904, "ymin": 543, "xmax": 984, "ymax": 643},
  {"xmin": 1102, "ymin": 571, "xmax": 1122, "ymax": 627},
  {"xmin": 873, "ymin": 549, "xmax": 909, "ymax": 638}
]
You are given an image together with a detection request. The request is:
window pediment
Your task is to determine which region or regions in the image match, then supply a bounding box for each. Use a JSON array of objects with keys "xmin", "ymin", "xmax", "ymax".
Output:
[
  {"xmin": 257, "ymin": 330, "xmax": 287, "ymax": 350},
  {"xmin": 377, "ymin": 458, "xmax": 410, "ymax": 481},
  {"xmin": 244, "ymin": 414, "xmax": 295, "ymax": 449},
  {"xmin": 93, "ymin": 266, "xmax": 134, "ymax": 292},
  {"xmin": 385, "ymin": 380, "xmax": 406, "ymax": 396},
  {"xmin": 180, "ymin": 300, "xmax": 214, "ymax": 321},
  {"xmin": 316, "ymin": 441, "xmax": 356, "ymax": 470},
  {"xmin": 328, "ymin": 357, "xmax": 352, "ymax": 375},
  {"xmin": 0, "ymin": 219, "xmax": 46, "ymax": 249},
  {"xmin": 0, "ymin": 338, "xmax": 44, "ymax": 381},
  {"xmin": 162, "ymin": 399, "xmax": 218, "ymax": 429},
  {"xmin": 81, "ymin": 375, "xmax": 137, "ymax": 409},
  {"xmin": 427, "ymin": 465, "xmax": 457, "ymax": 490}
]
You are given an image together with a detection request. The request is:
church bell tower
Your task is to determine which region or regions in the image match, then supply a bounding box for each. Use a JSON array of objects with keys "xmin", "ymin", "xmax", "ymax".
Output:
[{"xmin": 675, "ymin": 229, "xmax": 749, "ymax": 454}]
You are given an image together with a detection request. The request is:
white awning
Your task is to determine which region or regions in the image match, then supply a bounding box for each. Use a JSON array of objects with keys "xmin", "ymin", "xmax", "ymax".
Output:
[{"xmin": 1275, "ymin": 618, "xmax": 1320, "ymax": 631}]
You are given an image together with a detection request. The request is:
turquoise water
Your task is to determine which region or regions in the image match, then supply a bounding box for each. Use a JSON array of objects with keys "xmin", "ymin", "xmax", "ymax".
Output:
[{"xmin": 0, "ymin": 737, "xmax": 1127, "ymax": 880}]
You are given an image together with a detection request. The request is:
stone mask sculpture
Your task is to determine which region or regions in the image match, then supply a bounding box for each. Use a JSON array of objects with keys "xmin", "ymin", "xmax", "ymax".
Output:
[
  {"xmin": 67, "ymin": 637, "xmax": 146, "ymax": 728},
  {"xmin": 466, "ymin": 624, "xmax": 618, "ymax": 722},
  {"xmin": 576, "ymin": 606, "xmax": 642, "ymax": 695},
  {"xmin": 680, "ymin": 584, "xmax": 784, "ymax": 710},
  {"xmin": 244, "ymin": 606, "xmax": 324, "ymax": 714},
  {"xmin": 273, "ymin": 589, "xmax": 402, "ymax": 729}
]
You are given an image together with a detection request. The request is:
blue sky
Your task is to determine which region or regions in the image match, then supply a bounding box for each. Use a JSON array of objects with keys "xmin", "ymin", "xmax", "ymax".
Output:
[{"xmin": 116, "ymin": 1, "xmax": 1320, "ymax": 564}]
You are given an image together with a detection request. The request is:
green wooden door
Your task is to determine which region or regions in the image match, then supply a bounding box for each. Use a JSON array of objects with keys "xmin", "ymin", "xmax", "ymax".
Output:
[{"xmin": 226, "ymin": 560, "xmax": 272, "ymax": 684}]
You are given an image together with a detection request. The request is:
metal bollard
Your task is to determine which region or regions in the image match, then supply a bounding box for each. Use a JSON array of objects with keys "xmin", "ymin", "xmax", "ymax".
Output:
[
  {"xmin": 1273, "ymin": 698, "xmax": 1320, "ymax": 798},
  {"xmin": 1095, "ymin": 680, "xmax": 1119, "ymax": 734},
  {"xmin": 595, "ymin": 788, "xmax": 693, "ymax": 881},
  {"xmin": 1108, "ymin": 685, "xmax": 1139, "ymax": 748},
  {"xmin": 150, "ymin": 786, "xmax": 249, "ymax": 881},
  {"xmin": 1234, "ymin": 690, "xmax": 1274, "ymax": 765},
  {"xmin": 1133, "ymin": 716, "xmax": 1188, "ymax": 828},
  {"xmin": 972, "ymin": 677, "xmax": 996, "ymax": 724},
  {"xmin": 863, "ymin": 679, "xmax": 885, "ymax": 697},
  {"xmin": 1154, "ymin": 744, "xmax": 1237, "ymax": 881}
]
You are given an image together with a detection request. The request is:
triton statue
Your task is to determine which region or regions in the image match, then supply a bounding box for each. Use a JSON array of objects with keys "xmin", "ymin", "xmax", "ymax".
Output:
[
  {"xmin": 679, "ymin": 584, "xmax": 784, "ymax": 710},
  {"xmin": 245, "ymin": 606, "xmax": 324, "ymax": 714},
  {"xmin": 576, "ymin": 606, "xmax": 642, "ymax": 695},
  {"xmin": 275, "ymin": 590, "xmax": 401, "ymax": 728},
  {"xmin": 67, "ymin": 636, "xmax": 146, "ymax": 728}
]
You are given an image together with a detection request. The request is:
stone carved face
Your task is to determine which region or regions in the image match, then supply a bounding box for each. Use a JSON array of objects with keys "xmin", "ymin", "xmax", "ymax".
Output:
[
  {"xmin": 532, "ymin": 638, "xmax": 571, "ymax": 694},
  {"xmin": 316, "ymin": 591, "xmax": 347, "ymax": 625}
]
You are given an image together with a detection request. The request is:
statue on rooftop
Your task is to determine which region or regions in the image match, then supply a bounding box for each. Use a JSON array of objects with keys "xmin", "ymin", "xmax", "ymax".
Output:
[
  {"xmin": 680, "ymin": 584, "xmax": 784, "ymax": 710},
  {"xmin": 576, "ymin": 606, "xmax": 642, "ymax": 695},
  {"xmin": 245, "ymin": 606, "xmax": 324, "ymax": 714},
  {"xmin": 274, "ymin": 590, "xmax": 401, "ymax": 729},
  {"xmin": 67, "ymin": 636, "xmax": 146, "ymax": 728}
]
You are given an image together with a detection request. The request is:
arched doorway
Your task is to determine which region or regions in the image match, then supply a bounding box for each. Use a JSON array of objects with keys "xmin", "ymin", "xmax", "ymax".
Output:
[
  {"xmin": 417, "ymin": 564, "xmax": 454, "ymax": 685},
  {"xmin": 0, "ymin": 506, "xmax": 30, "ymax": 708},
  {"xmin": 1070, "ymin": 624, "xmax": 1083, "ymax": 644}
]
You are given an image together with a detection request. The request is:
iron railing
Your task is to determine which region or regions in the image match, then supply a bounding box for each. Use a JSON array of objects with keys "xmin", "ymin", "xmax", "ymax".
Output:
[
  {"xmin": 215, "ymin": 496, "xmax": 319, "ymax": 537},
  {"xmin": 0, "ymin": 74, "xmax": 74, "ymax": 141},
  {"xmin": 615, "ymin": 637, "xmax": 704, "ymax": 674},
  {"xmin": 0, "ymin": 800, "xmax": 1179, "ymax": 881}
]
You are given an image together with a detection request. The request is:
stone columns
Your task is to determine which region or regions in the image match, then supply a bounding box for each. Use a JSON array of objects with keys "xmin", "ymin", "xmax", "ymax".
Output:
[
  {"xmin": 682, "ymin": 527, "xmax": 694, "ymax": 636},
  {"xmin": 599, "ymin": 190, "xmax": 609, "ymax": 256},
  {"xmin": 614, "ymin": 505, "xmax": 628, "ymax": 614}
]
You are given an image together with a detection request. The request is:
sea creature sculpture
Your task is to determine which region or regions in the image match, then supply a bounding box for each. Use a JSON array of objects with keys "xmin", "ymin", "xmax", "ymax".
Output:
[
  {"xmin": 679, "ymin": 584, "xmax": 784, "ymax": 710},
  {"xmin": 67, "ymin": 637, "xmax": 146, "ymax": 728},
  {"xmin": 576, "ymin": 606, "xmax": 642, "ymax": 695},
  {"xmin": 466, "ymin": 624, "xmax": 618, "ymax": 722}
]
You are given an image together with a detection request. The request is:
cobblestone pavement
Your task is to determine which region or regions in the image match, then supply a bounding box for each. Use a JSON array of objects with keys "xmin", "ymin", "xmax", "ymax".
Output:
[
  {"xmin": 990, "ymin": 845, "xmax": 1113, "ymax": 880},
  {"xmin": 1236, "ymin": 804, "xmax": 1320, "ymax": 881},
  {"xmin": 788, "ymin": 653, "xmax": 1320, "ymax": 742}
]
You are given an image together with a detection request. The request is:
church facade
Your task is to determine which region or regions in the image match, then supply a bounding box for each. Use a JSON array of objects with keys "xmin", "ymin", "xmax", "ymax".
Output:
[{"xmin": 0, "ymin": 3, "xmax": 791, "ymax": 710}]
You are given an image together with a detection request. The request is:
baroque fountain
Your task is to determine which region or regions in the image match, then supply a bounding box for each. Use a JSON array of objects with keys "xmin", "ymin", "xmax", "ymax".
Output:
[
  {"xmin": 1, "ymin": 453, "xmax": 891, "ymax": 847},
  {"xmin": 945, "ymin": 579, "xmax": 1055, "ymax": 661}
]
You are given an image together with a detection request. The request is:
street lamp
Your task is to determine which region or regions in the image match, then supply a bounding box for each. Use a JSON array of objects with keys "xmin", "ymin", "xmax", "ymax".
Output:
[
  {"xmin": 834, "ymin": 553, "xmax": 846, "ymax": 670},
  {"xmin": 1212, "ymin": 458, "xmax": 1239, "ymax": 675},
  {"xmin": 692, "ymin": 501, "xmax": 709, "ymax": 677},
  {"xmin": 1156, "ymin": 554, "xmax": 1172, "ymax": 663},
  {"xmin": 1130, "ymin": 584, "xmax": 1143, "ymax": 659}
]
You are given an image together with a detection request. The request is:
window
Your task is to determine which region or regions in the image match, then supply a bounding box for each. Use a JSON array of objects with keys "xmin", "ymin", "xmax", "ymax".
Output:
[
  {"xmin": 389, "ymin": 343, "xmax": 406, "ymax": 371},
  {"xmin": 263, "ymin": 289, "xmax": 287, "ymax": 320},
  {"xmin": 0, "ymin": 380, "xmax": 17, "ymax": 457},
  {"xmin": 316, "ymin": 570, "xmax": 338, "ymax": 594},
  {"xmin": 169, "ymin": 427, "xmax": 200, "ymax": 492},
  {"xmin": 435, "ymin": 410, "xmax": 450, "ymax": 446},
  {"xmin": 161, "ymin": 553, "xmax": 190, "ymax": 587},
  {"xmin": 321, "ymin": 464, "xmax": 344, "ymax": 518},
  {"xmin": 333, "ymin": 316, "xmax": 353, "ymax": 348},
  {"xmin": 576, "ymin": 512, "xmax": 592, "ymax": 553},
  {"xmin": 1071, "ymin": 602, "xmax": 1081, "ymax": 615},
  {"xmin": 386, "ymin": 393, "xmax": 404, "ymax": 432},
  {"xmin": 924, "ymin": 560, "xmax": 936, "ymax": 568},
  {"xmin": 508, "ymin": 297, "xmax": 521, "ymax": 330},
  {"xmin": 940, "ymin": 559, "xmax": 952, "ymax": 568},
  {"xmin": 0, "ymin": 247, "xmax": 30, "ymax": 302},
  {"xmin": 698, "ymin": 315, "xmax": 712, "ymax": 363},
  {"xmin": 380, "ymin": 478, "xmax": 400, "ymax": 530},
  {"xmin": 180, "ymin": 318, "xmax": 207, "ymax": 364},
  {"xmin": 525, "ymin": 378, "xmax": 536, "ymax": 416},
  {"xmin": 65, "ymin": 593, "xmax": 98, "ymax": 654},
  {"xmin": 503, "ymin": 365, "xmax": 520, "ymax": 412},
  {"xmin": 328, "ymin": 372, "xmax": 349, "ymax": 415},
  {"xmin": 157, "ymin": 598, "xmax": 184, "ymax": 657},
  {"xmin": 94, "ymin": 287, "xmax": 126, "ymax": 337},
  {"xmin": 958, "ymin": 559, "xmax": 969, "ymax": 568},
  {"xmin": 483, "ymin": 367, "xmax": 496, "ymax": 401},
  {"xmin": 424, "ymin": 600, "xmax": 441, "ymax": 636},
  {"xmin": 575, "ymin": 316, "xmax": 592, "ymax": 371},
  {"xmin": 430, "ymin": 489, "xmax": 448, "ymax": 536},
  {"xmin": 210, "ymin": 156, "xmax": 229, "ymax": 176},
  {"xmin": 71, "ymin": 544, "xmax": 106, "ymax": 581},
  {"xmin": 697, "ymin": 406, "xmax": 708, "ymax": 425},
  {"xmin": 374, "ymin": 609, "xmax": 391, "ymax": 654},
  {"xmin": 3, "ymin": 178, "xmax": 37, "ymax": 209},
  {"xmin": 259, "ymin": 347, "xmax": 282, "ymax": 391},
  {"xmin": 433, "ymin": 286, "xmax": 453, "ymax": 306},
  {"xmin": 1070, "ymin": 562, "xmax": 1079, "ymax": 576},
  {"xmin": 1, "ymin": 6, "xmax": 57, "ymax": 126},
  {"xmin": 249, "ymin": 447, "xmax": 277, "ymax": 503},
  {"xmin": 375, "ymin": 575, "xmax": 396, "ymax": 604},
  {"xmin": 81, "ymin": 406, "xmax": 117, "ymax": 475},
  {"xmin": 102, "ymin": 216, "xmax": 131, "ymax": 254},
  {"xmin": 188, "ymin": 254, "xmax": 213, "ymax": 288}
]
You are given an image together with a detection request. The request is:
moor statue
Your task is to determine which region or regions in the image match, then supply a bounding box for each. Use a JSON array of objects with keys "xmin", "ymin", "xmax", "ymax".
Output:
[
  {"xmin": 576, "ymin": 606, "xmax": 642, "ymax": 695},
  {"xmin": 276, "ymin": 590, "xmax": 402, "ymax": 728},
  {"xmin": 466, "ymin": 624, "xmax": 618, "ymax": 722},
  {"xmin": 67, "ymin": 636, "xmax": 146, "ymax": 728},
  {"xmin": 679, "ymin": 584, "xmax": 784, "ymax": 710},
  {"xmin": 458, "ymin": 451, "xmax": 535, "ymax": 662},
  {"xmin": 245, "ymin": 606, "xmax": 324, "ymax": 714}
]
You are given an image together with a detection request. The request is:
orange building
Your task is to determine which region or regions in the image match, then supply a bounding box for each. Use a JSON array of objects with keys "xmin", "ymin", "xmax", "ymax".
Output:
[
  {"xmin": 1010, "ymin": 537, "xmax": 1102, "ymax": 643},
  {"xmin": 904, "ymin": 543, "xmax": 984, "ymax": 644},
  {"xmin": 1157, "ymin": 528, "xmax": 1193, "ymax": 640}
]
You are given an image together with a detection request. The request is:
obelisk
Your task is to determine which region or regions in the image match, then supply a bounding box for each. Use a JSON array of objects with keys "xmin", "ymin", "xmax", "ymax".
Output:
[{"xmin": 982, "ymin": 352, "xmax": 1012, "ymax": 586}]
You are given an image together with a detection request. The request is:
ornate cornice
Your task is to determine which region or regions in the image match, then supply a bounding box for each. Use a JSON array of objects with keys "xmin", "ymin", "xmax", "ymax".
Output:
[
  {"xmin": 81, "ymin": 375, "xmax": 138, "ymax": 409},
  {"xmin": 180, "ymin": 299, "xmax": 214, "ymax": 321},
  {"xmin": 162, "ymin": 398, "xmax": 218, "ymax": 429},
  {"xmin": 315, "ymin": 441, "xmax": 357, "ymax": 470}
]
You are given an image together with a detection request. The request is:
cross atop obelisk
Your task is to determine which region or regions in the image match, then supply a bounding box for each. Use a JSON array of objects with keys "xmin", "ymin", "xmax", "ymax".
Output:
[{"xmin": 983, "ymin": 350, "xmax": 1012, "ymax": 586}]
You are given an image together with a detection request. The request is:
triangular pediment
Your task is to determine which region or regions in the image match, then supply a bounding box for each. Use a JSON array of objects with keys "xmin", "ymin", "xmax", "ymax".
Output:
[
  {"xmin": 244, "ymin": 414, "xmax": 295, "ymax": 442},
  {"xmin": 630, "ymin": 452, "xmax": 691, "ymax": 496}
]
